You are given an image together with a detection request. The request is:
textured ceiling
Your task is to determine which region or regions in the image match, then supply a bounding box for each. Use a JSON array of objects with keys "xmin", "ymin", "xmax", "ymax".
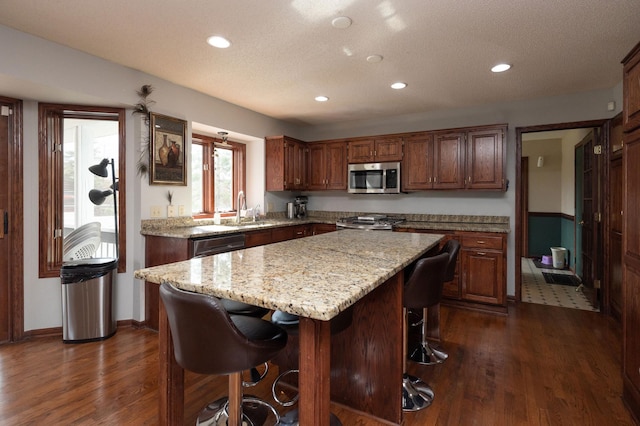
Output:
[{"xmin": 0, "ymin": 0, "xmax": 638, "ymax": 126}]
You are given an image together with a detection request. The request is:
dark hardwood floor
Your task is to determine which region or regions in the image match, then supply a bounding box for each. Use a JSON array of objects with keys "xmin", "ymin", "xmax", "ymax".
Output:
[{"xmin": 0, "ymin": 302, "xmax": 635, "ymax": 425}]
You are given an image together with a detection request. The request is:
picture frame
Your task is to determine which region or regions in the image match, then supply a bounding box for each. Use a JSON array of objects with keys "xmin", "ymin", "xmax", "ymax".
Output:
[{"xmin": 149, "ymin": 113, "xmax": 187, "ymax": 186}]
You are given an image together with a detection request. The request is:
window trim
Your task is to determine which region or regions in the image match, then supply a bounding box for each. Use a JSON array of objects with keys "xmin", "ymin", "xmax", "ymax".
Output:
[
  {"xmin": 38, "ymin": 103, "xmax": 126, "ymax": 277},
  {"xmin": 192, "ymin": 133, "xmax": 246, "ymax": 219}
]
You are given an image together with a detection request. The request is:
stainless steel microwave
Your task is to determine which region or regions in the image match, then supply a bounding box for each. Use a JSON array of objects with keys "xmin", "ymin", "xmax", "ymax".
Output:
[{"xmin": 348, "ymin": 162, "xmax": 401, "ymax": 194}]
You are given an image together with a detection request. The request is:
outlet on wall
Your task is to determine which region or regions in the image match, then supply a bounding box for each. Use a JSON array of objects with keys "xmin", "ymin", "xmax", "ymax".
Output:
[
  {"xmin": 151, "ymin": 206, "xmax": 162, "ymax": 218},
  {"xmin": 167, "ymin": 205, "xmax": 176, "ymax": 217},
  {"xmin": 178, "ymin": 205, "xmax": 185, "ymax": 216}
]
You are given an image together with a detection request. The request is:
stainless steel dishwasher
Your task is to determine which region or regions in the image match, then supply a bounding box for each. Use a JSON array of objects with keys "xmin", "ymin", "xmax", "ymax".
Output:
[{"xmin": 190, "ymin": 233, "xmax": 245, "ymax": 257}]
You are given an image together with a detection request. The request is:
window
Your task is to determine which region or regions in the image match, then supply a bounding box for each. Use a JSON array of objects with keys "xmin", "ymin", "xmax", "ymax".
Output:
[
  {"xmin": 39, "ymin": 104, "xmax": 126, "ymax": 277},
  {"xmin": 191, "ymin": 133, "xmax": 245, "ymax": 217}
]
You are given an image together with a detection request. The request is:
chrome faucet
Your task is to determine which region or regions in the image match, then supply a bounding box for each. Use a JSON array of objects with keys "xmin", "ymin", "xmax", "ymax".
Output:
[
  {"xmin": 236, "ymin": 190, "xmax": 246, "ymax": 224},
  {"xmin": 253, "ymin": 204, "xmax": 260, "ymax": 222}
]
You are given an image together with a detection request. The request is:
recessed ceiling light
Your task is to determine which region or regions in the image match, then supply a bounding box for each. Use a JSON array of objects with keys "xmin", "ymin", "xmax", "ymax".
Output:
[
  {"xmin": 491, "ymin": 63, "xmax": 511, "ymax": 73},
  {"xmin": 331, "ymin": 16, "xmax": 352, "ymax": 29},
  {"xmin": 315, "ymin": 96, "xmax": 329, "ymax": 102},
  {"xmin": 391, "ymin": 82, "xmax": 407, "ymax": 90},
  {"xmin": 366, "ymin": 55, "xmax": 383, "ymax": 63},
  {"xmin": 207, "ymin": 35, "xmax": 231, "ymax": 49}
]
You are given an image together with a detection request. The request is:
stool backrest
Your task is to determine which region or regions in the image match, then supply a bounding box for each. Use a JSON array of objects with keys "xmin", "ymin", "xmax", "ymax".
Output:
[
  {"xmin": 403, "ymin": 252, "xmax": 449, "ymax": 310},
  {"xmin": 160, "ymin": 282, "xmax": 258, "ymax": 375},
  {"xmin": 440, "ymin": 239, "xmax": 461, "ymax": 283}
]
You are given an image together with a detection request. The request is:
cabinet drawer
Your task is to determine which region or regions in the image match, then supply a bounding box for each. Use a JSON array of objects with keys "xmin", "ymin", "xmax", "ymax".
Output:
[{"xmin": 462, "ymin": 235, "xmax": 503, "ymax": 250}]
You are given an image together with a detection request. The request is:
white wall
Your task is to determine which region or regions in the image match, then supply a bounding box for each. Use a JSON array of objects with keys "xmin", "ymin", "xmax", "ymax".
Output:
[
  {"xmin": 522, "ymin": 138, "xmax": 563, "ymax": 213},
  {"xmin": 0, "ymin": 23, "xmax": 624, "ymax": 330}
]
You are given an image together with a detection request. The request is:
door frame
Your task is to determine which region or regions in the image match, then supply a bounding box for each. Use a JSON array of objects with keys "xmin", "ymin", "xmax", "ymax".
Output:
[
  {"xmin": 0, "ymin": 96, "xmax": 24, "ymax": 342},
  {"xmin": 515, "ymin": 120, "xmax": 608, "ymax": 306}
]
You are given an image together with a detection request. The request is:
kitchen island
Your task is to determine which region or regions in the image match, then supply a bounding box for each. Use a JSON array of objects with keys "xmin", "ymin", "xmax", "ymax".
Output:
[{"xmin": 135, "ymin": 229, "xmax": 443, "ymax": 425}]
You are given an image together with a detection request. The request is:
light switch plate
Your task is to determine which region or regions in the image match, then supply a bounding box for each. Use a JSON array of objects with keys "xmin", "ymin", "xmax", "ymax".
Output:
[
  {"xmin": 167, "ymin": 205, "xmax": 176, "ymax": 217},
  {"xmin": 178, "ymin": 205, "xmax": 185, "ymax": 216},
  {"xmin": 151, "ymin": 206, "xmax": 162, "ymax": 218}
]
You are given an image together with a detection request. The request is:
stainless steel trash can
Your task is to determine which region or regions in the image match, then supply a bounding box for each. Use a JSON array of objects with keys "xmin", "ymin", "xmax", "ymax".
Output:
[{"xmin": 61, "ymin": 258, "xmax": 117, "ymax": 343}]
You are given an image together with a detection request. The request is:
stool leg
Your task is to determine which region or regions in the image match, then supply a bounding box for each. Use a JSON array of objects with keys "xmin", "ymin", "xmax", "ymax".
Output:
[
  {"xmin": 409, "ymin": 307, "xmax": 448, "ymax": 365},
  {"xmin": 402, "ymin": 307, "xmax": 434, "ymax": 411}
]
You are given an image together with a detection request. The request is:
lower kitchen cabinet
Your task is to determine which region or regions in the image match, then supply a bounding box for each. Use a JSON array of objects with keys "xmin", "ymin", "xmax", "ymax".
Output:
[{"xmin": 396, "ymin": 228, "xmax": 507, "ymax": 313}]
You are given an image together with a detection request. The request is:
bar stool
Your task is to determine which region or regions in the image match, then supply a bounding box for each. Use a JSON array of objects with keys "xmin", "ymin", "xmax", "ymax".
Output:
[
  {"xmin": 409, "ymin": 239, "xmax": 460, "ymax": 365},
  {"xmin": 402, "ymin": 252, "xmax": 449, "ymax": 411},
  {"xmin": 220, "ymin": 300, "xmax": 272, "ymax": 386},
  {"xmin": 270, "ymin": 307, "xmax": 354, "ymax": 426},
  {"xmin": 159, "ymin": 283, "xmax": 287, "ymax": 425}
]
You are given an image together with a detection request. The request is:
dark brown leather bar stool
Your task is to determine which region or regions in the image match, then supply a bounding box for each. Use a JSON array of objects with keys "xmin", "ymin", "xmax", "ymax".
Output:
[
  {"xmin": 402, "ymin": 252, "xmax": 449, "ymax": 411},
  {"xmin": 220, "ymin": 300, "xmax": 271, "ymax": 386},
  {"xmin": 159, "ymin": 283, "xmax": 287, "ymax": 425},
  {"xmin": 409, "ymin": 239, "xmax": 460, "ymax": 365},
  {"xmin": 270, "ymin": 306, "xmax": 354, "ymax": 426}
]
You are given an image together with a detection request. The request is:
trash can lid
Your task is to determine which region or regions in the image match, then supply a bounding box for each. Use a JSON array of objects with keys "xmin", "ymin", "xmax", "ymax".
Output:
[{"xmin": 60, "ymin": 258, "xmax": 118, "ymax": 282}]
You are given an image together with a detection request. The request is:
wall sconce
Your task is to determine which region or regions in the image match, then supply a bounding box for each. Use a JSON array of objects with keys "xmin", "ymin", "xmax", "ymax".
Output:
[
  {"xmin": 88, "ymin": 158, "xmax": 119, "ymax": 258},
  {"xmin": 537, "ymin": 156, "xmax": 544, "ymax": 168}
]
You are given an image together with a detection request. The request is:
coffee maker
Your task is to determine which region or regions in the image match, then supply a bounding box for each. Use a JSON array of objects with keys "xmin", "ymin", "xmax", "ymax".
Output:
[{"xmin": 294, "ymin": 196, "xmax": 308, "ymax": 218}]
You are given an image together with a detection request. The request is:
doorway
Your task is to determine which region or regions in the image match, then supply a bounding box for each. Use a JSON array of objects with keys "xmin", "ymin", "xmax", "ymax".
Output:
[
  {"xmin": 0, "ymin": 95, "xmax": 24, "ymax": 343},
  {"xmin": 516, "ymin": 120, "xmax": 608, "ymax": 312}
]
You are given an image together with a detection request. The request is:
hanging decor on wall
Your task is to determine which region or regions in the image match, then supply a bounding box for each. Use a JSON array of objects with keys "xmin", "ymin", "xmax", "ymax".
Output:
[
  {"xmin": 149, "ymin": 112, "xmax": 187, "ymax": 186},
  {"xmin": 132, "ymin": 84, "xmax": 155, "ymax": 176}
]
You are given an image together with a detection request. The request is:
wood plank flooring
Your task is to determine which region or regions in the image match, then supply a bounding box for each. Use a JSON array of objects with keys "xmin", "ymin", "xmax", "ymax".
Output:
[{"xmin": 0, "ymin": 302, "xmax": 634, "ymax": 425}]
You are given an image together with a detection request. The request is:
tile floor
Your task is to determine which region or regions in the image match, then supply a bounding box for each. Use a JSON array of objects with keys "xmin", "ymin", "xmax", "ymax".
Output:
[{"xmin": 521, "ymin": 257, "xmax": 598, "ymax": 312}]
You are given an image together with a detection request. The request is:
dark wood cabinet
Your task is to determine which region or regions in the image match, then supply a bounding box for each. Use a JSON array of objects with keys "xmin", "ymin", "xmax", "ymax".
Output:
[
  {"xmin": 403, "ymin": 126, "xmax": 506, "ymax": 191},
  {"xmin": 311, "ymin": 223, "xmax": 337, "ymax": 235},
  {"xmin": 403, "ymin": 133, "xmax": 434, "ymax": 190},
  {"xmin": 433, "ymin": 131, "xmax": 466, "ymax": 189},
  {"xmin": 144, "ymin": 236, "xmax": 190, "ymax": 331},
  {"xmin": 265, "ymin": 135, "xmax": 307, "ymax": 191},
  {"xmin": 623, "ymin": 43, "xmax": 640, "ymax": 133},
  {"xmin": 395, "ymin": 228, "xmax": 506, "ymax": 312},
  {"xmin": 623, "ymin": 41, "xmax": 640, "ymax": 422},
  {"xmin": 608, "ymin": 113, "xmax": 623, "ymax": 320},
  {"xmin": 460, "ymin": 234, "xmax": 505, "ymax": 306},
  {"xmin": 308, "ymin": 141, "xmax": 347, "ymax": 190},
  {"xmin": 466, "ymin": 128, "xmax": 505, "ymax": 190},
  {"xmin": 347, "ymin": 137, "xmax": 403, "ymax": 163}
]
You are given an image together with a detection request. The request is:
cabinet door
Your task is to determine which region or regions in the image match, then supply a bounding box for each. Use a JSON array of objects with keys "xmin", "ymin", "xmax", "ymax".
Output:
[
  {"xmin": 265, "ymin": 137, "xmax": 286, "ymax": 191},
  {"xmin": 348, "ymin": 139, "xmax": 375, "ymax": 163},
  {"xmin": 245, "ymin": 229, "xmax": 273, "ymax": 248},
  {"xmin": 403, "ymin": 134, "xmax": 433, "ymax": 190},
  {"xmin": 623, "ymin": 43, "xmax": 640, "ymax": 132},
  {"xmin": 284, "ymin": 140, "xmax": 297, "ymax": 190},
  {"xmin": 466, "ymin": 129, "xmax": 505, "ymax": 189},
  {"xmin": 312, "ymin": 223, "xmax": 337, "ymax": 235},
  {"xmin": 307, "ymin": 143, "xmax": 327, "ymax": 190},
  {"xmin": 374, "ymin": 137, "xmax": 403, "ymax": 162},
  {"xmin": 433, "ymin": 132, "xmax": 465, "ymax": 189},
  {"xmin": 291, "ymin": 140, "xmax": 308, "ymax": 190},
  {"xmin": 461, "ymin": 249, "xmax": 504, "ymax": 305},
  {"xmin": 326, "ymin": 142, "xmax": 347, "ymax": 190}
]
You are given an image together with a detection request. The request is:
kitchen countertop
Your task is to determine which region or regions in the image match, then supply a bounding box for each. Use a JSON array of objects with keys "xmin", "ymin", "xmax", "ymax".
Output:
[
  {"xmin": 134, "ymin": 229, "xmax": 442, "ymax": 321},
  {"xmin": 140, "ymin": 212, "xmax": 509, "ymax": 238}
]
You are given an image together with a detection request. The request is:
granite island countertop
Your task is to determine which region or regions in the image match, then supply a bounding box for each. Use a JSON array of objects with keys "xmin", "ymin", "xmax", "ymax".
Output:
[{"xmin": 134, "ymin": 229, "xmax": 443, "ymax": 321}]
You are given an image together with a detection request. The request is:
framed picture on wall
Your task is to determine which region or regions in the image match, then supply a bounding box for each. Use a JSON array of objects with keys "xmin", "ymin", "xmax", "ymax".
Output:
[{"xmin": 149, "ymin": 113, "xmax": 187, "ymax": 186}]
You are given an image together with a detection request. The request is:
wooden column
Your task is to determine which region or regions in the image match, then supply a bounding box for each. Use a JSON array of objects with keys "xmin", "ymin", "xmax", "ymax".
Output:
[
  {"xmin": 298, "ymin": 317, "xmax": 332, "ymax": 425},
  {"xmin": 158, "ymin": 298, "xmax": 184, "ymax": 426}
]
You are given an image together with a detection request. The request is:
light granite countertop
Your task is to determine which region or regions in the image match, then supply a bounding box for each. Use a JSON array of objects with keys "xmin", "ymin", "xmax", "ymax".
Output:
[
  {"xmin": 134, "ymin": 230, "xmax": 442, "ymax": 321},
  {"xmin": 140, "ymin": 212, "xmax": 509, "ymax": 238}
]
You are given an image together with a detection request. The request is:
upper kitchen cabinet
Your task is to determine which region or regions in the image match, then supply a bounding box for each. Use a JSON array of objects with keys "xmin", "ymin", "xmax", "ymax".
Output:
[
  {"xmin": 403, "ymin": 125, "xmax": 506, "ymax": 191},
  {"xmin": 308, "ymin": 141, "xmax": 347, "ymax": 190},
  {"xmin": 465, "ymin": 126, "xmax": 506, "ymax": 190},
  {"xmin": 347, "ymin": 137, "xmax": 403, "ymax": 163},
  {"xmin": 265, "ymin": 135, "xmax": 308, "ymax": 191},
  {"xmin": 623, "ymin": 42, "xmax": 640, "ymax": 132},
  {"xmin": 433, "ymin": 131, "xmax": 466, "ymax": 189},
  {"xmin": 403, "ymin": 133, "xmax": 434, "ymax": 190}
]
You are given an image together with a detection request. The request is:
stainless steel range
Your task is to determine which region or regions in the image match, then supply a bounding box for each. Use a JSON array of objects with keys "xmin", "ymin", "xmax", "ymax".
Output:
[{"xmin": 336, "ymin": 214, "xmax": 405, "ymax": 230}]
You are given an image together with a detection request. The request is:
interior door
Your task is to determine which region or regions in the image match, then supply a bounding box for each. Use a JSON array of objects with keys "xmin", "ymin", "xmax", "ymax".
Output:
[
  {"xmin": 576, "ymin": 130, "xmax": 600, "ymax": 308},
  {"xmin": 0, "ymin": 105, "xmax": 8, "ymax": 342},
  {"xmin": 575, "ymin": 144, "xmax": 584, "ymax": 278}
]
